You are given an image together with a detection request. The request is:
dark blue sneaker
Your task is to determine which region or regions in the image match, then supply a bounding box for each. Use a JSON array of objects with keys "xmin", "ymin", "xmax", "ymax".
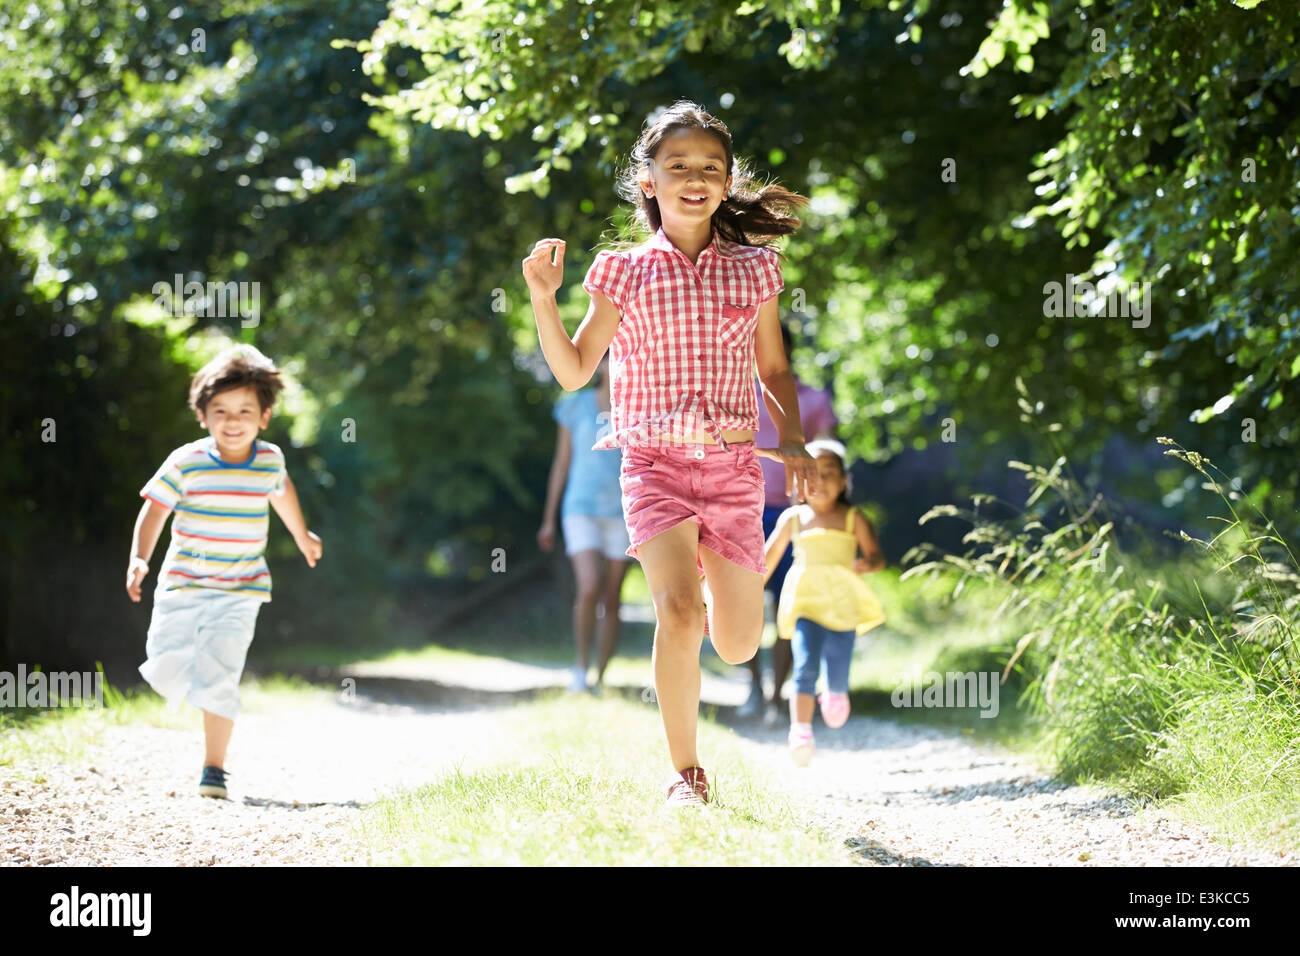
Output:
[{"xmin": 198, "ymin": 766, "xmax": 229, "ymax": 799}]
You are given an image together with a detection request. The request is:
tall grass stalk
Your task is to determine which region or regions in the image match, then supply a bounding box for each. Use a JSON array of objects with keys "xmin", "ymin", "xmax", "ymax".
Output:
[{"xmin": 900, "ymin": 378, "xmax": 1299, "ymax": 847}]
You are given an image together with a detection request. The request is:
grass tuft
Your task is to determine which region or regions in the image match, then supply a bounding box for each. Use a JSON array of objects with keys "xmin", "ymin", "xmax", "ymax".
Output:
[
  {"xmin": 895, "ymin": 386, "xmax": 1300, "ymax": 851},
  {"xmin": 352, "ymin": 693, "xmax": 849, "ymax": 866}
]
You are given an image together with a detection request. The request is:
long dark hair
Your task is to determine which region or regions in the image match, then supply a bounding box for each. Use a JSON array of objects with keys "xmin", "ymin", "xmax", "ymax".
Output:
[{"xmin": 607, "ymin": 100, "xmax": 808, "ymax": 254}]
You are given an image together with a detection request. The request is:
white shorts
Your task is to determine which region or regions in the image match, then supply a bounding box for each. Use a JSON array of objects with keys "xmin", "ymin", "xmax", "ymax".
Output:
[
  {"xmin": 562, "ymin": 513, "xmax": 632, "ymax": 560},
  {"xmin": 138, "ymin": 587, "xmax": 264, "ymax": 720}
]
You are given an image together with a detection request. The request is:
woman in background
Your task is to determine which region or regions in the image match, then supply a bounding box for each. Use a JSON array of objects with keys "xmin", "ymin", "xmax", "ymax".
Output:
[{"xmin": 538, "ymin": 354, "xmax": 633, "ymax": 693}]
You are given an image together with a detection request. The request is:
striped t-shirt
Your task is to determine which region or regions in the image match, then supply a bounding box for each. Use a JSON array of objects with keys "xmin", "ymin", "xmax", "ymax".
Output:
[{"xmin": 139, "ymin": 436, "xmax": 287, "ymax": 601}]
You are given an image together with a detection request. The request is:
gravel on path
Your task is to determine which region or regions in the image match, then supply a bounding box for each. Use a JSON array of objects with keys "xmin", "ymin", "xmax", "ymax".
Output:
[
  {"xmin": 6, "ymin": 673, "xmax": 1294, "ymax": 867},
  {"xmin": 0, "ymin": 693, "xmax": 505, "ymax": 867},
  {"xmin": 732, "ymin": 712, "xmax": 1298, "ymax": 866}
]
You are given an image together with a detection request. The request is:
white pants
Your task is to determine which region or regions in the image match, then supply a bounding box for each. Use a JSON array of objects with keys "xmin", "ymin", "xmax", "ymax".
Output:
[
  {"xmin": 138, "ymin": 587, "xmax": 263, "ymax": 720},
  {"xmin": 562, "ymin": 513, "xmax": 632, "ymax": 560}
]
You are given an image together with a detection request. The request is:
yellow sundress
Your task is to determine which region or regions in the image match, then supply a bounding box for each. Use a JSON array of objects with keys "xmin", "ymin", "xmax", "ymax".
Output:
[{"xmin": 777, "ymin": 506, "xmax": 886, "ymax": 641}]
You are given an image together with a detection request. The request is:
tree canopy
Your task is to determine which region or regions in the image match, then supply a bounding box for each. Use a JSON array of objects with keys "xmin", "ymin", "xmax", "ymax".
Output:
[{"xmin": 3, "ymin": 0, "xmax": 1295, "ymax": 667}]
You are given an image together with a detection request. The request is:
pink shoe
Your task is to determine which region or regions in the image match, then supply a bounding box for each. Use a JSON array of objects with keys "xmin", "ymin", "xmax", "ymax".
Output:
[
  {"xmin": 818, "ymin": 692, "xmax": 851, "ymax": 729},
  {"xmin": 788, "ymin": 725, "xmax": 814, "ymax": 767}
]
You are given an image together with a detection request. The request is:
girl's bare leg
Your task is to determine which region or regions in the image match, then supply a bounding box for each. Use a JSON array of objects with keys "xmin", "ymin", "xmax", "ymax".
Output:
[
  {"xmin": 636, "ymin": 522, "xmax": 707, "ymax": 772},
  {"xmin": 203, "ymin": 710, "xmax": 234, "ymax": 768},
  {"xmin": 697, "ymin": 546, "xmax": 765, "ymax": 667}
]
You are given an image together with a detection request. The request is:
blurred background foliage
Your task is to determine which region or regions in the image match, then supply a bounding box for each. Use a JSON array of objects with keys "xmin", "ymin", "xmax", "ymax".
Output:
[{"xmin": 2, "ymin": 0, "xmax": 1295, "ymax": 671}]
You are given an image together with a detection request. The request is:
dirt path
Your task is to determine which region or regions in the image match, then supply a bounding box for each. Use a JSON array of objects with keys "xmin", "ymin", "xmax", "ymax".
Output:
[
  {"xmin": 732, "ymin": 712, "xmax": 1297, "ymax": 866},
  {"xmin": 0, "ymin": 691, "xmax": 507, "ymax": 866},
  {"xmin": 2, "ymin": 660, "xmax": 1293, "ymax": 866}
]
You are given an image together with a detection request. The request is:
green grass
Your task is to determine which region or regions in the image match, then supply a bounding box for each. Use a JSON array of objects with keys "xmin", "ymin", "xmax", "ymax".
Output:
[
  {"xmin": 841, "ymin": 568, "xmax": 1046, "ymax": 757},
  {"xmin": 847, "ymin": 567, "xmax": 1013, "ymax": 690},
  {"xmin": 895, "ymin": 414, "xmax": 1300, "ymax": 853},
  {"xmin": 1021, "ymin": 623, "xmax": 1300, "ymax": 854},
  {"xmin": 1143, "ymin": 693, "xmax": 1300, "ymax": 852},
  {"xmin": 351, "ymin": 692, "xmax": 850, "ymax": 866},
  {"xmin": 620, "ymin": 562, "xmax": 652, "ymax": 606}
]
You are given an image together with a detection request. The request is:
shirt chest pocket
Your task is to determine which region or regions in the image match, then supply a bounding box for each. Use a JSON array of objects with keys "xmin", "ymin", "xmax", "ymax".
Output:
[{"xmin": 718, "ymin": 301, "xmax": 759, "ymax": 349}]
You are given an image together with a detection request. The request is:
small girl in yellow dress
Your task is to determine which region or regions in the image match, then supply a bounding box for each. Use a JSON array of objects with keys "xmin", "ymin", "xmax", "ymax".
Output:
[{"xmin": 761, "ymin": 439, "xmax": 885, "ymax": 765}]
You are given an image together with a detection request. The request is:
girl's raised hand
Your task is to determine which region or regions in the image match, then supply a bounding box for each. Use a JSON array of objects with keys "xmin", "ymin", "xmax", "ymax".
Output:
[
  {"xmin": 756, "ymin": 440, "xmax": 820, "ymax": 502},
  {"xmin": 522, "ymin": 238, "xmax": 566, "ymax": 297}
]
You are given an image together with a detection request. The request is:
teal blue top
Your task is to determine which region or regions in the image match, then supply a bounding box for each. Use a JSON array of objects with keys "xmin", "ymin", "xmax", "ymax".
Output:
[{"xmin": 553, "ymin": 389, "xmax": 623, "ymax": 519}]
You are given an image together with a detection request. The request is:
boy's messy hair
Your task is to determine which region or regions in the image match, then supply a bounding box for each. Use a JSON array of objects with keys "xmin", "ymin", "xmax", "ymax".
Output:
[
  {"xmin": 806, "ymin": 438, "xmax": 852, "ymax": 507},
  {"xmin": 188, "ymin": 344, "xmax": 285, "ymax": 415},
  {"xmin": 610, "ymin": 99, "xmax": 808, "ymax": 253}
]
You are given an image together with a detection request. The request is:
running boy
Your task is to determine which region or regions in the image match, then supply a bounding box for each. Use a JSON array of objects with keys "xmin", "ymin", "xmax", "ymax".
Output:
[{"xmin": 126, "ymin": 344, "xmax": 322, "ymax": 798}]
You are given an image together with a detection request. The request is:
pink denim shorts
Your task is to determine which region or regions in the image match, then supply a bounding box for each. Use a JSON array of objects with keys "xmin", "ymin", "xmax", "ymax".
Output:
[{"xmin": 619, "ymin": 440, "xmax": 767, "ymax": 576}]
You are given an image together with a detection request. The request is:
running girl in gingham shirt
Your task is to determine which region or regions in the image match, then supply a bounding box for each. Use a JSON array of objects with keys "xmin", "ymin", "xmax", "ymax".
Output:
[{"xmin": 523, "ymin": 100, "xmax": 821, "ymax": 808}]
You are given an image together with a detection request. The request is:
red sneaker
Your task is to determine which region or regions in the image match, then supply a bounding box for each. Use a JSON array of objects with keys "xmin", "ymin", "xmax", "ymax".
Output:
[{"xmin": 665, "ymin": 766, "xmax": 710, "ymax": 807}]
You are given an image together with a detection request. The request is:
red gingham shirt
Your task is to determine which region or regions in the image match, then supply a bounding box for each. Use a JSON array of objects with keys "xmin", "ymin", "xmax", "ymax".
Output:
[{"xmin": 582, "ymin": 226, "xmax": 785, "ymax": 450}]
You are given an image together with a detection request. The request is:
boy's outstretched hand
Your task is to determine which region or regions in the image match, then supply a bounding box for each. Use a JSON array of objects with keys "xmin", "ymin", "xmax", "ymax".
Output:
[
  {"xmin": 296, "ymin": 530, "xmax": 323, "ymax": 568},
  {"xmin": 756, "ymin": 439, "xmax": 820, "ymax": 502},
  {"xmin": 126, "ymin": 556, "xmax": 149, "ymax": 602}
]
